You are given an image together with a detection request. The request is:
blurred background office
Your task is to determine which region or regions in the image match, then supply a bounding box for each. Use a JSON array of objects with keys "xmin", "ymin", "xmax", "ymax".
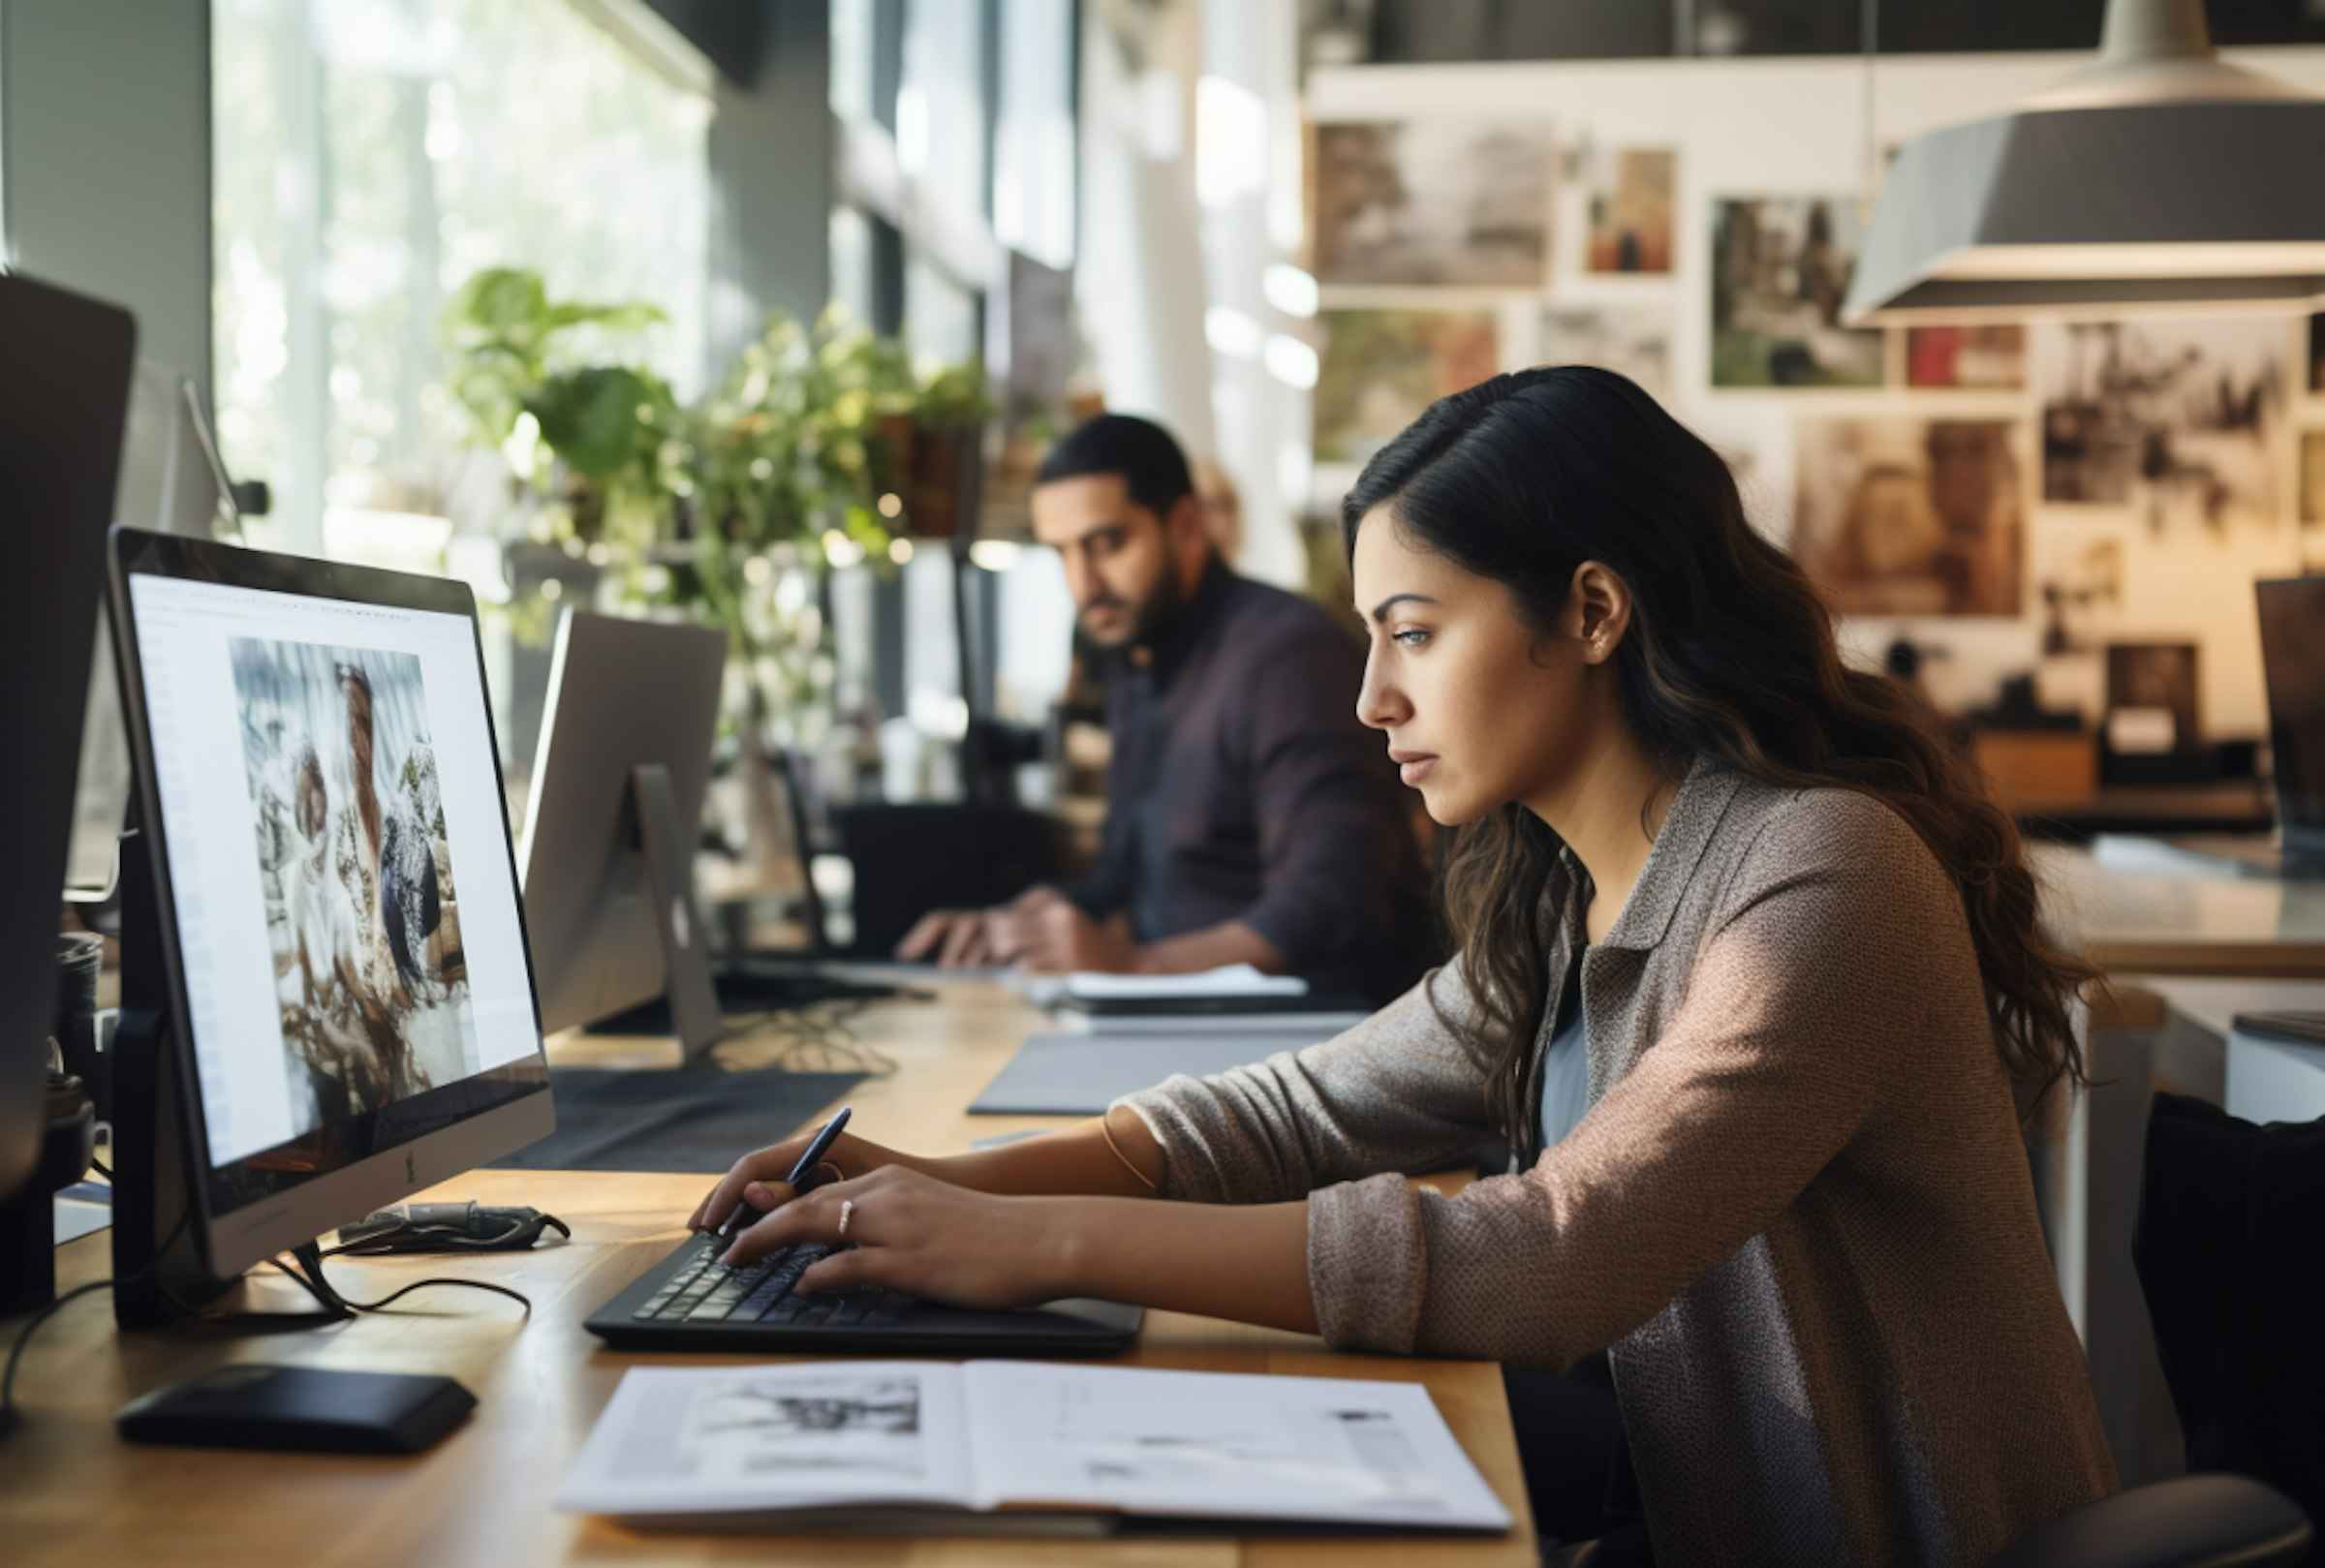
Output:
[{"xmin": 11, "ymin": 0, "xmax": 2325, "ymax": 949}]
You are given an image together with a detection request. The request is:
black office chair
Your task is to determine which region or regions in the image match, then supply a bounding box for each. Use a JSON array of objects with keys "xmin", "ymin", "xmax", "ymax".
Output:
[
  {"xmin": 1547, "ymin": 1089, "xmax": 2323, "ymax": 1568},
  {"xmin": 1542, "ymin": 1462, "xmax": 2310, "ymax": 1567},
  {"xmin": 833, "ymin": 801, "xmax": 1069, "ymax": 958},
  {"xmin": 1963, "ymin": 1089, "xmax": 2322, "ymax": 1567},
  {"xmin": 1983, "ymin": 1474, "xmax": 2309, "ymax": 1568}
]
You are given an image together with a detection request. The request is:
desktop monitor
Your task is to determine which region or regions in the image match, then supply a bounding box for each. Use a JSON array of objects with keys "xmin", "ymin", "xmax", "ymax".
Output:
[
  {"xmin": 2256, "ymin": 575, "xmax": 2325, "ymax": 857},
  {"xmin": 0, "ymin": 272, "xmax": 138, "ymax": 1200},
  {"xmin": 517, "ymin": 610, "xmax": 728, "ymax": 1039},
  {"xmin": 105, "ymin": 527, "xmax": 551, "ymax": 1288}
]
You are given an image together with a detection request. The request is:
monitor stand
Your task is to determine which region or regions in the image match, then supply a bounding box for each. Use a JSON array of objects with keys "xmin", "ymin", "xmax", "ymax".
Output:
[
  {"xmin": 582, "ymin": 762, "xmax": 725, "ymax": 1061},
  {"xmin": 109, "ymin": 817, "xmax": 235, "ymax": 1329}
]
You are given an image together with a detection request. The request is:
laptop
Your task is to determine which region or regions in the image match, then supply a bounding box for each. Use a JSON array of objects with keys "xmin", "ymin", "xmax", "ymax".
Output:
[{"xmin": 2168, "ymin": 577, "xmax": 2325, "ymax": 879}]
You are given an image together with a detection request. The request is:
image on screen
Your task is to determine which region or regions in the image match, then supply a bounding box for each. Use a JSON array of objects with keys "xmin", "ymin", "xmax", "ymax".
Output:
[{"xmin": 232, "ymin": 637, "xmax": 480, "ymax": 1136}]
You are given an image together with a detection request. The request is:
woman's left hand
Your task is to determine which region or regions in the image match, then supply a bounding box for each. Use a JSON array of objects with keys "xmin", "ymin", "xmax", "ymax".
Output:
[{"xmin": 720, "ymin": 1164, "xmax": 1077, "ymax": 1310}]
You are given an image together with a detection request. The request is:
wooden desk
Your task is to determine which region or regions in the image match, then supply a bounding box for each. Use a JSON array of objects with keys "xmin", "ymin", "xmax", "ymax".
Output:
[
  {"xmin": 2031, "ymin": 843, "xmax": 2325, "ymax": 979},
  {"xmin": 0, "ymin": 982, "xmax": 1534, "ymax": 1567}
]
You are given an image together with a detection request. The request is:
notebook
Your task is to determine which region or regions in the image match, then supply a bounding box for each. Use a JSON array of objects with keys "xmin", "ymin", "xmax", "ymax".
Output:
[
  {"xmin": 557, "ymin": 1360, "xmax": 1512, "ymax": 1536},
  {"xmin": 968, "ymin": 1031, "xmax": 1295, "ymax": 1116}
]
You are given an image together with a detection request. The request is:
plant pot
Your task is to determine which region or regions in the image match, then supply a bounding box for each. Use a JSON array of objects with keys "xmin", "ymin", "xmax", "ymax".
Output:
[{"xmin": 901, "ymin": 420, "xmax": 986, "ymax": 540}]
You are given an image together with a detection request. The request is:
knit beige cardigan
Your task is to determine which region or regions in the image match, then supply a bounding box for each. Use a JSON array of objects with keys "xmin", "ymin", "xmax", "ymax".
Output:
[{"xmin": 1120, "ymin": 763, "xmax": 2115, "ymax": 1567}]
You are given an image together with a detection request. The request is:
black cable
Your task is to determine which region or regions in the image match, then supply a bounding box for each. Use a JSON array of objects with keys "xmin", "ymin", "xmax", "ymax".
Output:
[
  {"xmin": 1, "ymin": 1194, "xmax": 196, "ymax": 1439},
  {"xmin": 5, "ymin": 1201, "xmax": 533, "ymax": 1441},
  {"xmin": 268, "ymin": 1245, "xmax": 532, "ymax": 1319},
  {"xmin": 0, "ymin": 1281, "xmax": 115, "ymax": 1441},
  {"xmin": 88, "ymin": 1157, "xmax": 111, "ymax": 1181}
]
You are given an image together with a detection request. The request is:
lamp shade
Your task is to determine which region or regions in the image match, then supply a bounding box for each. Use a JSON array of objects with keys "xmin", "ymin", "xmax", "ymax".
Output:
[{"xmin": 1844, "ymin": 0, "xmax": 2325, "ymax": 323}]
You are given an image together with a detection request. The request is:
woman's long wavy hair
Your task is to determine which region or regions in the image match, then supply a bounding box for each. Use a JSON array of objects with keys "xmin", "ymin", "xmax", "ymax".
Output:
[{"xmin": 1343, "ymin": 366, "xmax": 2094, "ymax": 1153}]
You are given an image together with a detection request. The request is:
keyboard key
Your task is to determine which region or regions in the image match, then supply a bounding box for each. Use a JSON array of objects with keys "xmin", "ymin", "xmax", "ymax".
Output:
[
  {"xmin": 687, "ymin": 1276, "xmax": 757, "ymax": 1321},
  {"xmin": 827, "ymin": 1295, "xmax": 871, "ymax": 1326},
  {"xmin": 736, "ymin": 1266, "xmax": 794, "ymax": 1315},
  {"xmin": 628, "ymin": 1244, "xmax": 721, "ymax": 1319}
]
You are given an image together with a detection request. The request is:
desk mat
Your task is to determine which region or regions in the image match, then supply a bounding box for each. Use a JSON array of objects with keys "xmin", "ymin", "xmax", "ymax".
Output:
[
  {"xmin": 488, "ymin": 1067, "xmax": 864, "ymax": 1173},
  {"xmin": 969, "ymin": 1033, "xmax": 1284, "ymax": 1116}
]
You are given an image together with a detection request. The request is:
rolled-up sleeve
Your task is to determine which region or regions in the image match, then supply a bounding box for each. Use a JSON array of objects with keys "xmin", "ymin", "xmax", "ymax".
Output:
[
  {"xmin": 1114, "ymin": 962, "xmax": 1493, "ymax": 1204},
  {"xmin": 1234, "ymin": 628, "xmax": 1412, "ymax": 973}
]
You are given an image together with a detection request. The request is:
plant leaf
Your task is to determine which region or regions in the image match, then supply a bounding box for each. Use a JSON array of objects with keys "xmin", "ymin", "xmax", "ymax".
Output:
[{"xmin": 527, "ymin": 367, "xmax": 659, "ymax": 479}]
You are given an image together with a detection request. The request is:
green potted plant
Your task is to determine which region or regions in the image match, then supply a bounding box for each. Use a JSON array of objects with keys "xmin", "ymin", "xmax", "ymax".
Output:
[
  {"xmin": 891, "ymin": 356, "xmax": 994, "ymax": 541},
  {"xmin": 442, "ymin": 265, "xmax": 681, "ymax": 551}
]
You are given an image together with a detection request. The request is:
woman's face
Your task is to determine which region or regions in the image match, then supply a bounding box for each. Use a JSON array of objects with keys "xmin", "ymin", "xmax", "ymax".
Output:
[{"xmin": 1350, "ymin": 507, "xmax": 1598, "ymax": 827}]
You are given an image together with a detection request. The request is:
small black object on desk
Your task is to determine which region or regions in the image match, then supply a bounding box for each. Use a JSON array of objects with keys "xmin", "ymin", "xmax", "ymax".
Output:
[{"xmin": 117, "ymin": 1364, "xmax": 475, "ymax": 1454}]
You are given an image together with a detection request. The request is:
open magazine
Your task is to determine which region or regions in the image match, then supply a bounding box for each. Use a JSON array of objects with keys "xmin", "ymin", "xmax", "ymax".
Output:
[{"xmin": 558, "ymin": 1361, "xmax": 1512, "ymax": 1535}]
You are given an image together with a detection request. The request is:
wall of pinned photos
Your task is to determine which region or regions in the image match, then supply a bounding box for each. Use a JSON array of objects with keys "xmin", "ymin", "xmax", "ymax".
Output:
[{"xmin": 1304, "ymin": 49, "xmax": 2325, "ymax": 740}]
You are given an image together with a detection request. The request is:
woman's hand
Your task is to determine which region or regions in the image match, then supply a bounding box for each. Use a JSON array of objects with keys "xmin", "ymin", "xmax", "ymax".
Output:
[
  {"xmin": 685, "ymin": 1128, "xmax": 919, "ymax": 1236},
  {"xmin": 718, "ymin": 1164, "xmax": 1078, "ymax": 1311}
]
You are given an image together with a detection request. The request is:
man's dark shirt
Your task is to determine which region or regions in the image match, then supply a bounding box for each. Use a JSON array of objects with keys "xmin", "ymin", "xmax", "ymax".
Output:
[{"xmin": 1061, "ymin": 560, "xmax": 1435, "ymax": 1006}]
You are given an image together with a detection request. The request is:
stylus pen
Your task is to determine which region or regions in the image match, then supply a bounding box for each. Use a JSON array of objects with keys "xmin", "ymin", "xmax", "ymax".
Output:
[{"xmin": 718, "ymin": 1105, "xmax": 852, "ymax": 1240}]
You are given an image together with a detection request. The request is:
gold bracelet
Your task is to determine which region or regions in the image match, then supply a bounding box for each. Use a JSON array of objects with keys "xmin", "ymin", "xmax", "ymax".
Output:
[{"xmin": 1099, "ymin": 1106, "xmax": 1161, "ymax": 1194}]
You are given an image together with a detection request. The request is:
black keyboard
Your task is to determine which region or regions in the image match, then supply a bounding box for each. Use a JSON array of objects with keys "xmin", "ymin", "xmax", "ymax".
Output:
[
  {"xmin": 628, "ymin": 1233, "xmax": 898, "ymax": 1329},
  {"xmin": 582, "ymin": 1230, "xmax": 1145, "ymax": 1355}
]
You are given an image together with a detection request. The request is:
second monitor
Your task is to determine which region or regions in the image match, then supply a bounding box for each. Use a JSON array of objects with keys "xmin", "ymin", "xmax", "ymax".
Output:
[
  {"xmin": 518, "ymin": 611, "xmax": 728, "ymax": 1053},
  {"xmin": 518, "ymin": 611, "xmax": 891, "ymax": 1059}
]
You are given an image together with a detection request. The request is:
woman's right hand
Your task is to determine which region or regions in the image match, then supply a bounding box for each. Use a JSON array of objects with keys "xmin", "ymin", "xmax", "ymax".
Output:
[{"xmin": 686, "ymin": 1129, "xmax": 921, "ymax": 1235}]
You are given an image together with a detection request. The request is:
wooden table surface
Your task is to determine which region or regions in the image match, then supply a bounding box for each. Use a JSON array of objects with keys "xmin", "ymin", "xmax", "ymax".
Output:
[
  {"xmin": 2031, "ymin": 843, "xmax": 2325, "ymax": 979},
  {"xmin": 0, "ymin": 979, "xmax": 1534, "ymax": 1567}
]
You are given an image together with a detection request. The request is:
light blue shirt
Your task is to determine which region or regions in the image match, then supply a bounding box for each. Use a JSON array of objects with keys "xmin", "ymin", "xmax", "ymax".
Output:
[{"xmin": 1538, "ymin": 1003, "xmax": 1592, "ymax": 1151}]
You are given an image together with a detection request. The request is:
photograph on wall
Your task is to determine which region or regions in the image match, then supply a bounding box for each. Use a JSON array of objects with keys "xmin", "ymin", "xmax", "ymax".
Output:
[
  {"xmin": 1710, "ymin": 196, "xmax": 1884, "ymax": 387},
  {"xmin": 233, "ymin": 638, "xmax": 477, "ymax": 1137},
  {"xmin": 2033, "ymin": 532, "xmax": 2126, "ymax": 656},
  {"xmin": 1310, "ymin": 120, "xmax": 1554, "ymax": 288},
  {"xmin": 1535, "ymin": 303, "xmax": 1671, "ymax": 399},
  {"xmin": 1582, "ymin": 146, "xmax": 1675, "ymax": 274},
  {"xmin": 2305, "ymin": 430, "xmax": 2325, "ymax": 528},
  {"xmin": 1905, "ymin": 324, "xmax": 2027, "ymax": 390},
  {"xmin": 1314, "ymin": 308, "xmax": 1500, "ymax": 464},
  {"xmin": 1790, "ymin": 416, "xmax": 2026, "ymax": 617},
  {"xmin": 2037, "ymin": 318, "xmax": 2286, "ymax": 533},
  {"xmin": 2104, "ymin": 642, "xmax": 2201, "ymax": 753}
]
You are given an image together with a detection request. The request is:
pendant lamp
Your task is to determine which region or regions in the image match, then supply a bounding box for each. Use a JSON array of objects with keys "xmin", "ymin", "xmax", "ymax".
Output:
[{"xmin": 1843, "ymin": 0, "xmax": 2325, "ymax": 323}]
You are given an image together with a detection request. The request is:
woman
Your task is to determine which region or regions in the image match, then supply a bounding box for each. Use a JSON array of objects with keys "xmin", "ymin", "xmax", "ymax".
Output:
[{"xmin": 692, "ymin": 367, "xmax": 2115, "ymax": 1565}]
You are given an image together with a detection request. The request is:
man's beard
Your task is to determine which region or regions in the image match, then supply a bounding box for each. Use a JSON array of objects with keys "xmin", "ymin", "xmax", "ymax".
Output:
[{"xmin": 1085, "ymin": 565, "xmax": 1186, "ymax": 650}]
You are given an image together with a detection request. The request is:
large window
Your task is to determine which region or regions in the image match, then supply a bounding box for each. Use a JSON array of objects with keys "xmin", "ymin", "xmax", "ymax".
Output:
[
  {"xmin": 212, "ymin": 0, "xmax": 711, "ymax": 564},
  {"xmin": 993, "ymin": 0, "xmax": 1075, "ymax": 270}
]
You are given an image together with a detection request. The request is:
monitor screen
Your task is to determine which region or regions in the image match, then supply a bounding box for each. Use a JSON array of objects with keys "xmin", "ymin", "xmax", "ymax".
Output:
[
  {"xmin": 123, "ymin": 568, "xmax": 544, "ymax": 1184},
  {"xmin": 0, "ymin": 272, "xmax": 136, "ymax": 1201},
  {"xmin": 2256, "ymin": 576, "xmax": 2325, "ymax": 837}
]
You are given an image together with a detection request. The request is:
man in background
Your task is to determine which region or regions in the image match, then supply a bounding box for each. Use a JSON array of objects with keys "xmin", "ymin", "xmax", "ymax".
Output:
[{"xmin": 897, "ymin": 413, "xmax": 1433, "ymax": 1005}]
